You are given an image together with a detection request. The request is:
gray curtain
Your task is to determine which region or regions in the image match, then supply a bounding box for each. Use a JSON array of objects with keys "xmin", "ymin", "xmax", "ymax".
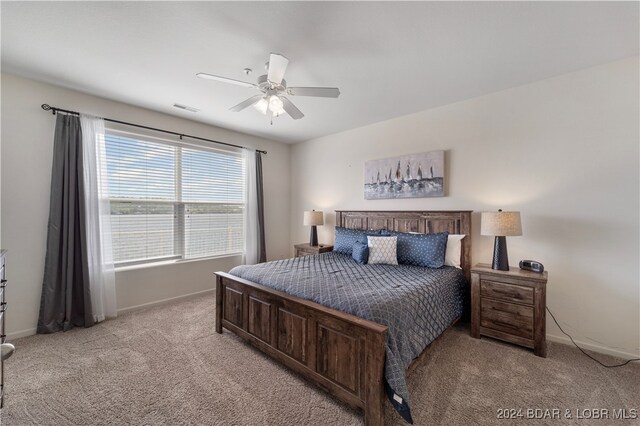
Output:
[
  {"xmin": 256, "ymin": 152, "xmax": 267, "ymax": 263},
  {"xmin": 37, "ymin": 114, "xmax": 94, "ymax": 333}
]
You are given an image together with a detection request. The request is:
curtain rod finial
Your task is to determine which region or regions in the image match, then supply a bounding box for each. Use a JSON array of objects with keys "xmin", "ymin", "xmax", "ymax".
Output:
[{"xmin": 41, "ymin": 104, "xmax": 55, "ymax": 115}]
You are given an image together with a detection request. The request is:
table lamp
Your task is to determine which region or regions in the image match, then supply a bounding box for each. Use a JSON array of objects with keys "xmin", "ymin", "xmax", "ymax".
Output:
[
  {"xmin": 481, "ymin": 210, "xmax": 522, "ymax": 271},
  {"xmin": 303, "ymin": 210, "xmax": 324, "ymax": 247}
]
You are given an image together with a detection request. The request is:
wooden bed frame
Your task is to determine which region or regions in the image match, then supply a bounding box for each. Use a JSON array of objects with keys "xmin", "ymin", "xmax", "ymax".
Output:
[{"xmin": 215, "ymin": 210, "xmax": 472, "ymax": 426}]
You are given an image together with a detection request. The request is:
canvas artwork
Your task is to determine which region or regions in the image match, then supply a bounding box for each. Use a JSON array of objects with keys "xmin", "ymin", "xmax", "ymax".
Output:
[{"xmin": 364, "ymin": 150, "xmax": 444, "ymax": 199}]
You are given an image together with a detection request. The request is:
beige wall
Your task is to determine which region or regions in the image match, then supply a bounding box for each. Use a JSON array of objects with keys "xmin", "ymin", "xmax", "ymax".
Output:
[
  {"xmin": 290, "ymin": 57, "xmax": 640, "ymax": 358},
  {"xmin": 1, "ymin": 73, "xmax": 291, "ymax": 338},
  {"xmin": 2, "ymin": 58, "xmax": 638, "ymax": 357}
]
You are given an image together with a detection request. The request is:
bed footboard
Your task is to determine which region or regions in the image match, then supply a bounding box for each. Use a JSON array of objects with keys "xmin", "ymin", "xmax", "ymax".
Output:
[{"xmin": 215, "ymin": 271, "xmax": 388, "ymax": 426}]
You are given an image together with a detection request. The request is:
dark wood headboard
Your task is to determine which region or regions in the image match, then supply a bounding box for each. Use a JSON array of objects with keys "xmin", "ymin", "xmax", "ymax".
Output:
[{"xmin": 335, "ymin": 210, "xmax": 472, "ymax": 281}]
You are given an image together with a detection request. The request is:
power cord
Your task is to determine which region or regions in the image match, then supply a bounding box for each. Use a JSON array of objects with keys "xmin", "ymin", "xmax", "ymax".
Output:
[{"xmin": 546, "ymin": 307, "xmax": 640, "ymax": 368}]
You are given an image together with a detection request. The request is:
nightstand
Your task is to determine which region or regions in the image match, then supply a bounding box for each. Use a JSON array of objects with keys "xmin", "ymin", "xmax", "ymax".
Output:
[
  {"xmin": 471, "ymin": 263, "xmax": 548, "ymax": 357},
  {"xmin": 294, "ymin": 243, "xmax": 333, "ymax": 257}
]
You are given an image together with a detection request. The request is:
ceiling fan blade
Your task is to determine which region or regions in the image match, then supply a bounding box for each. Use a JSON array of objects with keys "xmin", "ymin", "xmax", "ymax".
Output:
[
  {"xmin": 280, "ymin": 97, "xmax": 304, "ymax": 120},
  {"xmin": 287, "ymin": 87, "xmax": 341, "ymax": 98},
  {"xmin": 230, "ymin": 95, "xmax": 264, "ymax": 112},
  {"xmin": 267, "ymin": 53, "xmax": 289, "ymax": 85},
  {"xmin": 196, "ymin": 73, "xmax": 257, "ymax": 88}
]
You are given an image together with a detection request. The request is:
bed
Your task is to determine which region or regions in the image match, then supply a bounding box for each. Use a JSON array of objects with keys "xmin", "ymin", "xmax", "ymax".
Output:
[{"xmin": 215, "ymin": 210, "xmax": 472, "ymax": 425}]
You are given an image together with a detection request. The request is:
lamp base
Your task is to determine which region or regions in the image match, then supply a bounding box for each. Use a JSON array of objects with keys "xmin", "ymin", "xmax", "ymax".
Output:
[
  {"xmin": 309, "ymin": 226, "xmax": 318, "ymax": 247},
  {"xmin": 492, "ymin": 236, "xmax": 509, "ymax": 271}
]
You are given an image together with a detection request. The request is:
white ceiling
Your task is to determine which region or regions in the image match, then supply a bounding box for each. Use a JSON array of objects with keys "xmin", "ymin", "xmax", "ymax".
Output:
[{"xmin": 2, "ymin": 2, "xmax": 638, "ymax": 143}]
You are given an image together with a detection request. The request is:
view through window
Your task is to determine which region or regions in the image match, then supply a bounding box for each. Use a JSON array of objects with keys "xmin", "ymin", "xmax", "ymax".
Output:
[{"xmin": 104, "ymin": 131, "xmax": 245, "ymax": 266}]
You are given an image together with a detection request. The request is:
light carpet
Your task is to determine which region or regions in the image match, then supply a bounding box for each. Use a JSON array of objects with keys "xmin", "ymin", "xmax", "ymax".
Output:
[{"xmin": 2, "ymin": 293, "xmax": 638, "ymax": 425}]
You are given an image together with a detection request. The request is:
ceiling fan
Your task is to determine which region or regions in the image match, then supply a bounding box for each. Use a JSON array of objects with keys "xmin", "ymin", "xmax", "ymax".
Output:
[{"xmin": 197, "ymin": 53, "xmax": 340, "ymax": 121}]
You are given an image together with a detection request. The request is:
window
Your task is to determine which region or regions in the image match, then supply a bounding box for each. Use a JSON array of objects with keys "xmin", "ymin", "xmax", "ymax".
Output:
[{"xmin": 104, "ymin": 131, "xmax": 245, "ymax": 266}]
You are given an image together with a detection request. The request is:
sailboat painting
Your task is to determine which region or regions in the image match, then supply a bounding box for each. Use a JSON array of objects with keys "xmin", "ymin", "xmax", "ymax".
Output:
[{"xmin": 364, "ymin": 150, "xmax": 444, "ymax": 199}]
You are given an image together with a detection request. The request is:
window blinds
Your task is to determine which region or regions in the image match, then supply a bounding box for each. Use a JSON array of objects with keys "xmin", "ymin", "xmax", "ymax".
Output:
[
  {"xmin": 104, "ymin": 132, "xmax": 245, "ymax": 265},
  {"xmin": 182, "ymin": 147, "xmax": 244, "ymax": 259}
]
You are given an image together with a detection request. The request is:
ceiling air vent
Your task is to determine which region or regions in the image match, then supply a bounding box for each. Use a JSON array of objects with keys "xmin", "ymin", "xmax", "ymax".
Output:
[{"xmin": 173, "ymin": 103, "xmax": 199, "ymax": 113}]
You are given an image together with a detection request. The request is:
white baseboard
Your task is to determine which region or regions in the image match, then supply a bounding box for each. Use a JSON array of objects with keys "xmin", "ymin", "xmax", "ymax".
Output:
[
  {"xmin": 6, "ymin": 290, "xmax": 215, "ymax": 341},
  {"xmin": 7, "ymin": 327, "xmax": 38, "ymax": 340},
  {"xmin": 547, "ymin": 333, "xmax": 640, "ymax": 360},
  {"xmin": 116, "ymin": 288, "xmax": 215, "ymax": 315}
]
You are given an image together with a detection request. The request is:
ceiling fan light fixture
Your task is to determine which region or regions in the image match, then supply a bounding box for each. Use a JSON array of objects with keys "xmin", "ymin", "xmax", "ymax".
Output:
[
  {"xmin": 268, "ymin": 95, "xmax": 284, "ymax": 114},
  {"xmin": 253, "ymin": 97, "xmax": 269, "ymax": 115},
  {"xmin": 198, "ymin": 52, "xmax": 338, "ymax": 121}
]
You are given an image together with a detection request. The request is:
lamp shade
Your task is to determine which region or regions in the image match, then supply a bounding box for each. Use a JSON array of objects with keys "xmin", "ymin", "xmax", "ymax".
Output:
[
  {"xmin": 303, "ymin": 210, "xmax": 324, "ymax": 226},
  {"xmin": 481, "ymin": 211, "xmax": 522, "ymax": 236}
]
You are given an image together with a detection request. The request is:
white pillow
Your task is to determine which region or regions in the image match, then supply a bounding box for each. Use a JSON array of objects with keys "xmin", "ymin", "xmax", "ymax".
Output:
[
  {"xmin": 367, "ymin": 236, "xmax": 398, "ymax": 265},
  {"xmin": 445, "ymin": 234, "xmax": 466, "ymax": 268}
]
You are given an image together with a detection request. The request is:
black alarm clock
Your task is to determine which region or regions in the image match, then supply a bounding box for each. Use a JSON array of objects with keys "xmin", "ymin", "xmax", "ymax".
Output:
[{"xmin": 519, "ymin": 260, "xmax": 544, "ymax": 273}]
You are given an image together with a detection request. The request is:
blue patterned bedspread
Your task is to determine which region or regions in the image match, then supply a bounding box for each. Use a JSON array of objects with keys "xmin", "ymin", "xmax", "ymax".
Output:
[{"xmin": 229, "ymin": 252, "xmax": 467, "ymax": 423}]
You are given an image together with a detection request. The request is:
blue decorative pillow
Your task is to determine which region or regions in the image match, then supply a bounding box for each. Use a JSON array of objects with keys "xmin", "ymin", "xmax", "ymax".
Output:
[
  {"xmin": 386, "ymin": 231, "xmax": 449, "ymax": 268},
  {"xmin": 351, "ymin": 241, "xmax": 369, "ymax": 264},
  {"xmin": 333, "ymin": 227, "xmax": 382, "ymax": 255}
]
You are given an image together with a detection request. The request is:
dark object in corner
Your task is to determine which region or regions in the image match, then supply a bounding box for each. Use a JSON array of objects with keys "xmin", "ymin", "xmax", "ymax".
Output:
[{"xmin": 519, "ymin": 260, "xmax": 544, "ymax": 273}]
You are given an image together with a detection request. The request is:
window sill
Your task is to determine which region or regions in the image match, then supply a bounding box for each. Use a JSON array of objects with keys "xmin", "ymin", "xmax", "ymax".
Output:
[{"xmin": 114, "ymin": 252, "xmax": 244, "ymax": 273}]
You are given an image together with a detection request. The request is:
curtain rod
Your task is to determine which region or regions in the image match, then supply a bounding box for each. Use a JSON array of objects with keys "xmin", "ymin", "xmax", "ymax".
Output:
[{"xmin": 40, "ymin": 104, "xmax": 267, "ymax": 155}]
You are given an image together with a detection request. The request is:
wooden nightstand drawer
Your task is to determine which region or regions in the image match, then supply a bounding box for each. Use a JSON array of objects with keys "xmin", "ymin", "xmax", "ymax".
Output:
[
  {"xmin": 471, "ymin": 263, "xmax": 548, "ymax": 357},
  {"xmin": 481, "ymin": 280, "xmax": 533, "ymax": 305},
  {"xmin": 481, "ymin": 299, "xmax": 534, "ymax": 339},
  {"xmin": 296, "ymin": 250, "xmax": 315, "ymax": 257}
]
